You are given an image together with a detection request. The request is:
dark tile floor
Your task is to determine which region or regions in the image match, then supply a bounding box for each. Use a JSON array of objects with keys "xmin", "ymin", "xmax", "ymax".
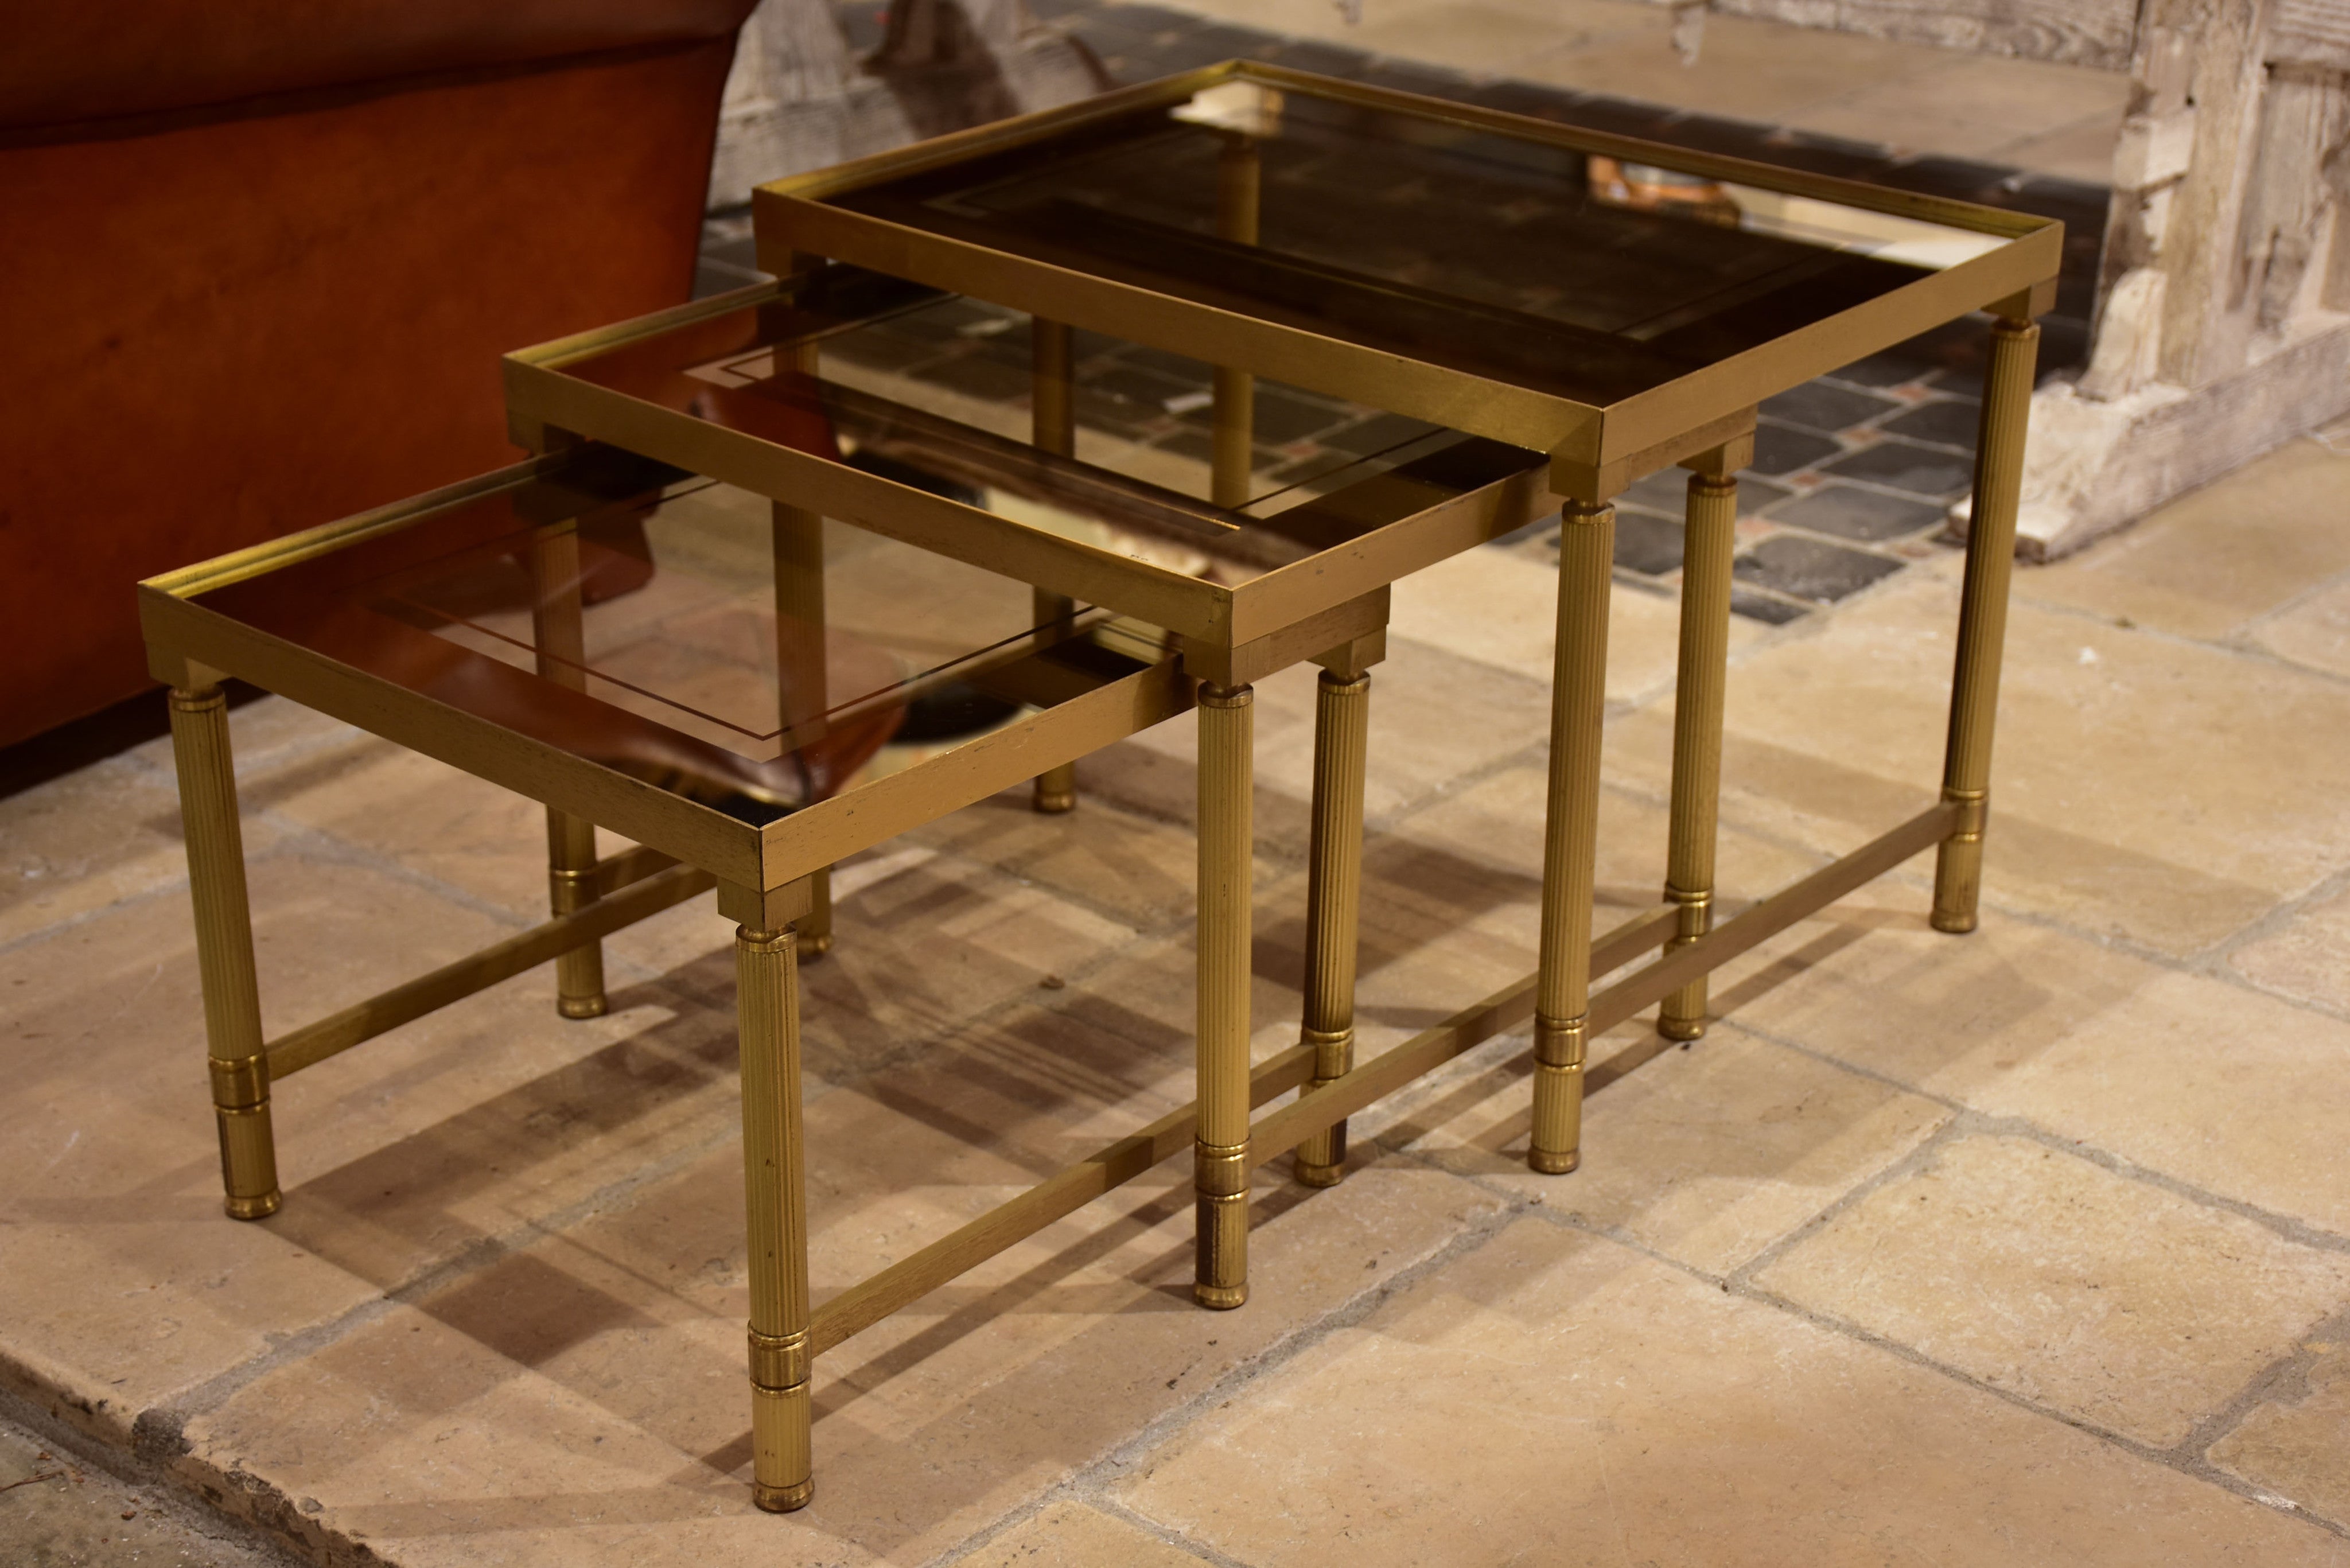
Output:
[{"xmin": 703, "ymin": 0, "xmax": 2110, "ymax": 622}]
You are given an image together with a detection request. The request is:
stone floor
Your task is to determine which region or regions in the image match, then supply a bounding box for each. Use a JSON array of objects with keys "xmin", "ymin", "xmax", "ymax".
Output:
[
  {"xmin": 0, "ymin": 1399, "xmax": 295, "ymax": 1567},
  {"xmin": 3, "ymin": 415, "xmax": 2348, "ymax": 1565}
]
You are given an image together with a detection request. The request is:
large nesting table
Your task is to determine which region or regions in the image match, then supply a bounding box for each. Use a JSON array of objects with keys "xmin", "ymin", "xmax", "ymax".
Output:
[{"xmin": 725, "ymin": 60, "xmax": 2060, "ymax": 1501}]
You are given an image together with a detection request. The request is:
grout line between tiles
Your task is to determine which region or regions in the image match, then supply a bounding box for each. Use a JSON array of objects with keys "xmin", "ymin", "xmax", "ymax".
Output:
[{"xmin": 1477, "ymin": 1138, "xmax": 2350, "ymax": 1543}]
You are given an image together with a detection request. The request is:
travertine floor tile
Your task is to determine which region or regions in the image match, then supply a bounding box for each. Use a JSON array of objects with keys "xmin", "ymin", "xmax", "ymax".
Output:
[
  {"xmin": 1340, "ymin": 1, "xmax": 1617, "ymax": 75},
  {"xmin": 1631, "ymin": 566, "xmax": 2350, "ymax": 955},
  {"xmin": 1522, "ymin": 11, "xmax": 1955, "ymax": 126},
  {"xmin": 1972, "ymin": 970, "xmax": 2350, "ymax": 1236},
  {"xmin": 643, "ymin": 857, "xmax": 1141, "ymax": 1081},
  {"xmin": 1388, "ymin": 759, "xmax": 1821, "ymax": 917},
  {"xmin": 950, "ymin": 1501, "xmax": 1203, "ymax": 1566},
  {"xmin": 0, "ymin": 845, "xmax": 764, "ymax": 1403},
  {"xmin": 1391, "ymin": 1024, "xmax": 1951, "ymax": 1275},
  {"xmin": 1117, "ymin": 1219, "xmax": 2347, "ymax": 1567},
  {"xmin": 178, "ymin": 1299, "xmax": 897, "ymax": 1568},
  {"xmin": 2250, "ymin": 575, "xmax": 2350, "ymax": 679},
  {"xmin": 2210, "ymin": 1329, "xmax": 2350, "ymax": 1531},
  {"xmin": 0, "ymin": 754, "xmax": 260, "ymax": 949},
  {"xmin": 1990, "ymin": 106, "xmax": 2136, "ymax": 183},
  {"xmin": 0, "ymin": 856, "xmax": 526, "ymax": 1441},
  {"xmin": 2019, "ymin": 440, "xmax": 2350, "ymax": 641},
  {"xmin": 257, "ymin": 737, "xmax": 552, "ymax": 919},
  {"xmin": 1796, "ymin": 53, "xmax": 2130, "ymax": 159},
  {"xmin": 1754, "ymin": 1134, "xmax": 2350, "ymax": 1448},
  {"xmin": 904, "ymin": 788, "xmax": 1204, "ymax": 931},
  {"xmin": 1698, "ymin": 884, "xmax": 2165, "ymax": 1101},
  {"xmin": 1107, "ymin": 637, "xmax": 1554, "ymax": 856},
  {"xmin": 124, "ymin": 693, "xmax": 362, "ymax": 787},
  {"xmin": 186, "ymin": 1108, "xmax": 1503, "ymax": 1567},
  {"xmin": 2230, "ymin": 884, "xmax": 2350, "ymax": 1016},
  {"xmin": 1388, "ymin": 550, "xmax": 1765, "ymax": 705}
]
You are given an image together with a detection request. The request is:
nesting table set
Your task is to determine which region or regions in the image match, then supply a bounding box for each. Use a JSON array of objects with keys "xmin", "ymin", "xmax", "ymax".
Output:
[{"xmin": 142, "ymin": 62, "xmax": 2061, "ymax": 1511}]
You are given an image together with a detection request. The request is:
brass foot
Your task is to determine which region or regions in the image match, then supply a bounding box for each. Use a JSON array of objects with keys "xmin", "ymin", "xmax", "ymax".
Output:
[
  {"xmin": 1293, "ymin": 1156, "xmax": 1344, "ymax": 1189},
  {"xmin": 800, "ymin": 931, "xmax": 834, "ymax": 960},
  {"xmin": 1930, "ymin": 909, "xmax": 1979, "ymax": 935},
  {"xmin": 1657, "ymin": 1014, "xmax": 1706, "ymax": 1042},
  {"xmin": 1193, "ymin": 1186, "xmax": 1248, "ymax": 1309},
  {"xmin": 557, "ymin": 994, "xmax": 609, "ymax": 1020},
  {"xmin": 1527, "ymin": 1148, "xmax": 1580, "ymax": 1176},
  {"xmin": 753, "ymin": 1480, "xmax": 814, "ymax": 1513},
  {"xmin": 1032, "ymin": 785, "xmax": 1076, "ymax": 814},
  {"xmin": 223, "ymin": 1190, "xmax": 283, "ymax": 1221}
]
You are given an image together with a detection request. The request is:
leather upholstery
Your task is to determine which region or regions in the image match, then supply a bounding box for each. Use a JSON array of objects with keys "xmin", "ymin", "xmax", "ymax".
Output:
[{"xmin": 0, "ymin": 6, "xmax": 754, "ymax": 746}]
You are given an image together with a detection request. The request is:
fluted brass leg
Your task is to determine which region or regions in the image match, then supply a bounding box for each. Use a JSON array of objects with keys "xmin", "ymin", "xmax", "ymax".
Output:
[
  {"xmin": 530, "ymin": 524, "xmax": 608, "ymax": 1017},
  {"xmin": 1293, "ymin": 669, "xmax": 1369, "ymax": 1188},
  {"xmin": 1195, "ymin": 682, "xmax": 1254, "ymax": 1308},
  {"xmin": 1659, "ymin": 470, "xmax": 1737, "ymax": 1041},
  {"xmin": 1530, "ymin": 500, "xmax": 1614, "ymax": 1175},
  {"xmin": 1210, "ymin": 137, "xmax": 1260, "ymax": 510},
  {"xmin": 169, "ymin": 686, "xmax": 281, "ymax": 1220},
  {"xmin": 736, "ymin": 917, "xmax": 813, "ymax": 1511},
  {"xmin": 1031, "ymin": 318, "xmax": 1081, "ymax": 814},
  {"xmin": 1933, "ymin": 317, "xmax": 2040, "ymax": 934}
]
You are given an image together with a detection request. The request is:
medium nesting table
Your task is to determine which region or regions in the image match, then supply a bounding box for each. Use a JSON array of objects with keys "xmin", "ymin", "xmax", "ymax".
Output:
[{"xmin": 146, "ymin": 305, "xmax": 1563, "ymax": 1509}]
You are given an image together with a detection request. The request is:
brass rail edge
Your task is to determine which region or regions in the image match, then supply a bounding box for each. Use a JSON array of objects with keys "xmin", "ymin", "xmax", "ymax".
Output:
[
  {"xmin": 1247, "ymin": 903, "xmax": 1678, "ymax": 1163},
  {"xmin": 266, "ymin": 863, "xmax": 718, "ymax": 1078},
  {"xmin": 143, "ymin": 458, "xmax": 565, "ymax": 599},
  {"xmin": 807, "ymin": 1042, "xmax": 1318, "ymax": 1357},
  {"xmin": 1251, "ymin": 800, "xmax": 1958, "ymax": 1164}
]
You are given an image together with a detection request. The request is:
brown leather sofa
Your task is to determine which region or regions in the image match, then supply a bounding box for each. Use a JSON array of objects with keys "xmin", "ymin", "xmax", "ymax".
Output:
[{"xmin": 0, "ymin": 1, "xmax": 758, "ymax": 747}]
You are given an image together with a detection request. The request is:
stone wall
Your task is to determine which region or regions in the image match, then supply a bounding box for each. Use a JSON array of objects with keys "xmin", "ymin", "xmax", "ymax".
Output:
[{"xmin": 2000, "ymin": 0, "xmax": 2350, "ymax": 556}]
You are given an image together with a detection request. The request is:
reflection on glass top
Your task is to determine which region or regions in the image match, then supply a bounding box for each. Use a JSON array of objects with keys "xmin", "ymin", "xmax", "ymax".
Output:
[
  {"xmin": 814, "ymin": 79, "xmax": 2010, "ymax": 403},
  {"xmin": 551, "ymin": 270, "xmax": 1488, "ymax": 586},
  {"xmin": 192, "ymin": 454, "xmax": 1162, "ymax": 822}
]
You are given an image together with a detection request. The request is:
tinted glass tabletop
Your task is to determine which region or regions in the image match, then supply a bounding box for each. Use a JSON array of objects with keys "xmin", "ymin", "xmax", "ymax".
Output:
[
  {"xmin": 189, "ymin": 455, "xmax": 1162, "ymax": 822},
  {"xmin": 546, "ymin": 269, "xmax": 1519, "ymax": 589},
  {"xmin": 811, "ymin": 77, "xmax": 2009, "ymax": 406}
]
